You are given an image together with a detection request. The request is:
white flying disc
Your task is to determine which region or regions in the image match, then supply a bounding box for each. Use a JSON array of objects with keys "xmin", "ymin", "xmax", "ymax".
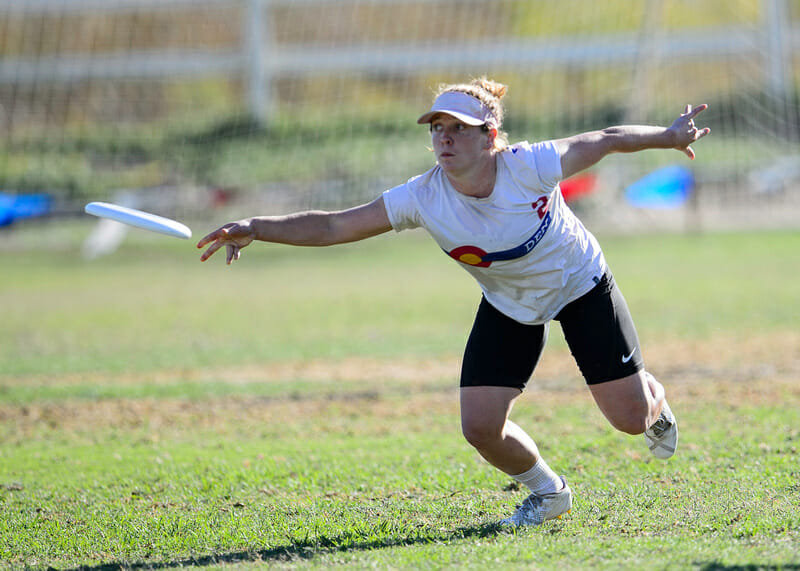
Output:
[{"xmin": 84, "ymin": 202, "xmax": 192, "ymax": 239}]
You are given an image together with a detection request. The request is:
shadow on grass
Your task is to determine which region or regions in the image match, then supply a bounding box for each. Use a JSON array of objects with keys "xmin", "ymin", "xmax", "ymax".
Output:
[
  {"xmin": 63, "ymin": 523, "xmax": 506, "ymax": 570},
  {"xmin": 697, "ymin": 565, "xmax": 800, "ymax": 571}
]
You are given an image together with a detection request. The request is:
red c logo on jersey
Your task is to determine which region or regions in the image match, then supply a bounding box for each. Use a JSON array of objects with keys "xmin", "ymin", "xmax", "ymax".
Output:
[{"xmin": 447, "ymin": 245, "xmax": 491, "ymax": 267}]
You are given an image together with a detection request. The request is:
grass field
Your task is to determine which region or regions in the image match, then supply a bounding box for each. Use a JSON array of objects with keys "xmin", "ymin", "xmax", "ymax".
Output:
[{"xmin": 1, "ymin": 222, "xmax": 799, "ymax": 570}]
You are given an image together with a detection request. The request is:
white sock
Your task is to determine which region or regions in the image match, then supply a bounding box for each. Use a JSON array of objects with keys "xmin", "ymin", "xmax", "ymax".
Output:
[{"xmin": 512, "ymin": 457, "xmax": 563, "ymax": 496}]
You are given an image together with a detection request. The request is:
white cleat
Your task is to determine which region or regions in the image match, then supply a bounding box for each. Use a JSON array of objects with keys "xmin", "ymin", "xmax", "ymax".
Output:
[
  {"xmin": 498, "ymin": 476, "xmax": 572, "ymax": 527},
  {"xmin": 644, "ymin": 401, "xmax": 679, "ymax": 459}
]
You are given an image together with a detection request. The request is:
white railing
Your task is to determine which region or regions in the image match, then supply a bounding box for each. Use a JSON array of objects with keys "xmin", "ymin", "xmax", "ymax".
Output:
[{"xmin": 0, "ymin": 0, "xmax": 795, "ymax": 122}]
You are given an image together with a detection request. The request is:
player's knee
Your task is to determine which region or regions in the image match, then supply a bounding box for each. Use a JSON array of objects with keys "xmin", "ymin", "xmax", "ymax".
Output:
[
  {"xmin": 461, "ymin": 417, "xmax": 503, "ymax": 449},
  {"xmin": 607, "ymin": 407, "xmax": 650, "ymax": 435}
]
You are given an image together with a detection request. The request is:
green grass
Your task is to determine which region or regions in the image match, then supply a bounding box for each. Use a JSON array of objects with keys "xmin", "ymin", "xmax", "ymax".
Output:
[
  {"xmin": 601, "ymin": 229, "xmax": 800, "ymax": 338},
  {"xmin": 1, "ymin": 225, "xmax": 476, "ymax": 379},
  {"xmin": 1, "ymin": 226, "xmax": 799, "ymax": 569},
  {"xmin": 3, "ymin": 389, "xmax": 798, "ymax": 569},
  {"xmin": 2, "ymin": 225, "xmax": 797, "ymax": 380}
]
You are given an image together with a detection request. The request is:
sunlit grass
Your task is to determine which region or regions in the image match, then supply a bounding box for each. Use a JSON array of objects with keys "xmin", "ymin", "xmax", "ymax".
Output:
[{"xmin": 1, "ymin": 227, "xmax": 799, "ymax": 568}]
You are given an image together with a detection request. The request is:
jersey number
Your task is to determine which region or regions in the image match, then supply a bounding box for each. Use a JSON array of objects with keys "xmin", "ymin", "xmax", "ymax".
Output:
[{"xmin": 532, "ymin": 196, "xmax": 549, "ymax": 219}]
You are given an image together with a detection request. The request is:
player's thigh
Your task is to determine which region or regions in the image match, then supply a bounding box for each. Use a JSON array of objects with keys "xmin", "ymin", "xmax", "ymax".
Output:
[
  {"xmin": 556, "ymin": 273, "xmax": 643, "ymax": 385},
  {"xmin": 460, "ymin": 296, "xmax": 547, "ymax": 390}
]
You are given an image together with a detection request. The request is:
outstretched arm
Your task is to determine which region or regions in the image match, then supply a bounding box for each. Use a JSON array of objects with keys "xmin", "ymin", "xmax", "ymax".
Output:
[
  {"xmin": 556, "ymin": 104, "xmax": 711, "ymax": 180},
  {"xmin": 197, "ymin": 195, "xmax": 393, "ymax": 264}
]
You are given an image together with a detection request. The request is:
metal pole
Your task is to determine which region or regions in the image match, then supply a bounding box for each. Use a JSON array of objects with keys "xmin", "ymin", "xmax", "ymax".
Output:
[
  {"xmin": 764, "ymin": 0, "xmax": 789, "ymax": 97},
  {"xmin": 624, "ymin": 0, "xmax": 663, "ymax": 123},
  {"xmin": 763, "ymin": 0, "xmax": 796, "ymax": 140},
  {"xmin": 245, "ymin": 0, "xmax": 268, "ymax": 123}
]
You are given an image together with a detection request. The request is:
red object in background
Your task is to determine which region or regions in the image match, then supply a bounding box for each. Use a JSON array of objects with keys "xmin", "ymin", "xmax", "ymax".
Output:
[
  {"xmin": 210, "ymin": 188, "xmax": 234, "ymax": 208},
  {"xmin": 559, "ymin": 173, "xmax": 597, "ymax": 203}
]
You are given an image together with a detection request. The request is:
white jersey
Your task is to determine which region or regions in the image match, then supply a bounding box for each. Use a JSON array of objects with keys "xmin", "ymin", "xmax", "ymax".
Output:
[{"xmin": 382, "ymin": 140, "xmax": 607, "ymax": 325}]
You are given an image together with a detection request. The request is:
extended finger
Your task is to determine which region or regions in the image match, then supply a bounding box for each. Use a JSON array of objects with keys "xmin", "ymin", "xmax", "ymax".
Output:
[
  {"xmin": 197, "ymin": 227, "xmax": 224, "ymax": 249},
  {"xmin": 686, "ymin": 103, "xmax": 708, "ymax": 119},
  {"xmin": 694, "ymin": 127, "xmax": 711, "ymax": 140},
  {"xmin": 197, "ymin": 225, "xmax": 237, "ymax": 249},
  {"xmin": 684, "ymin": 103, "xmax": 692, "ymax": 116},
  {"xmin": 199, "ymin": 240, "xmax": 224, "ymax": 262},
  {"xmin": 226, "ymin": 244, "xmax": 240, "ymax": 265}
]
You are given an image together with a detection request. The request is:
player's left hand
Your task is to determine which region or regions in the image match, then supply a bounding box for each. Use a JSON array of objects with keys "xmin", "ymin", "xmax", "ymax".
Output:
[{"xmin": 670, "ymin": 104, "xmax": 711, "ymax": 160}]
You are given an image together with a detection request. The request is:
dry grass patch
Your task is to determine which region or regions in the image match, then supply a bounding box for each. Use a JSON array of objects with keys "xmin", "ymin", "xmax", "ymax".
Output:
[
  {"xmin": 3, "ymin": 331, "xmax": 798, "ymax": 446},
  {"xmin": 0, "ymin": 333, "xmax": 800, "ymax": 450}
]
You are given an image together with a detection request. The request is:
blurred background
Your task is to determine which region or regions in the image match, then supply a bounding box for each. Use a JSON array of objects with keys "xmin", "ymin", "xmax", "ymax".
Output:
[{"xmin": 1, "ymin": 0, "xmax": 799, "ymax": 238}]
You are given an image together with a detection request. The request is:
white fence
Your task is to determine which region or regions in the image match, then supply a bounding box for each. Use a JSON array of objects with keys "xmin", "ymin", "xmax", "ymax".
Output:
[{"xmin": 0, "ymin": 0, "xmax": 796, "ymax": 122}]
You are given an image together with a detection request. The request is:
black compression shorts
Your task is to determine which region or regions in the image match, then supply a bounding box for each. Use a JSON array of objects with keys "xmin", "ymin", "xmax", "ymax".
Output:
[{"xmin": 460, "ymin": 272, "xmax": 644, "ymax": 389}]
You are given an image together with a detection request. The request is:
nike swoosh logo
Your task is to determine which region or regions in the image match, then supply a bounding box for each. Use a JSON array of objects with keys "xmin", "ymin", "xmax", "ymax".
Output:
[{"xmin": 621, "ymin": 348, "xmax": 637, "ymax": 363}]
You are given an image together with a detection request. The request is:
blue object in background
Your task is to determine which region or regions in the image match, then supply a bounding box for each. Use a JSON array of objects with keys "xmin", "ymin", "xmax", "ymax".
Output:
[
  {"xmin": 625, "ymin": 165, "xmax": 695, "ymax": 209},
  {"xmin": 0, "ymin": 193, "xmax": 53, "ymax": 227}
]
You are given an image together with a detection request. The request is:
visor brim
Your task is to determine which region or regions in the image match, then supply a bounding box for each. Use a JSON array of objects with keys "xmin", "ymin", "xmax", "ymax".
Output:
[{"xmin": 416, "ymin": 110, "xmax": 486, "ymax": 126}]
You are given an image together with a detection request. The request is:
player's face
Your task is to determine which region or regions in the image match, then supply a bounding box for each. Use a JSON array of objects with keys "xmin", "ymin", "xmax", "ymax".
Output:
[{"xmin": 429, "ymin": 114, "xmax": 491, "ymax": 174}]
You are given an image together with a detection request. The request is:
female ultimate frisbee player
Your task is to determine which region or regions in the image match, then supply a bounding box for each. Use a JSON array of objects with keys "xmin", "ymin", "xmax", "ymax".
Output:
[{"xmin": 198, "ymin": 78, "xmax": 710, "ymax": 527}]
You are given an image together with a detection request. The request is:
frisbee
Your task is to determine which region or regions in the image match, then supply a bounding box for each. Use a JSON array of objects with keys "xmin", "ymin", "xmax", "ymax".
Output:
[{"xmin": 84, "ymin": 202, "xmax": 192, "ymax": 239}]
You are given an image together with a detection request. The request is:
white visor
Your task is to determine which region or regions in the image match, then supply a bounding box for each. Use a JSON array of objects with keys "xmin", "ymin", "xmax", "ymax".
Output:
[{"xmin": 417, "ymin": 91, "xmax": 497, "ymax": 128}]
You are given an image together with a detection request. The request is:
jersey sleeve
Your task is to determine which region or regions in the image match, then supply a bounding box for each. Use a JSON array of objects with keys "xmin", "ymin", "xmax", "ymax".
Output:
[
  {"xmin": 505, "ymin": 140, "xmax": 563, "ymax": 193},
  {"xmin": 382, "ymin": 176, "xmax": 423, "ymax": 232},
  {"xmin": 530, "ymin": 140, "xmax": 563, "ymax": 189}
]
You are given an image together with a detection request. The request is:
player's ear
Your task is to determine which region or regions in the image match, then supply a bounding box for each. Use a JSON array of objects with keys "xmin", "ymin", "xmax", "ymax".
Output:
[{"xmin": 487, "ymin": 128, "xmax": 498, "ymax": 149}]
